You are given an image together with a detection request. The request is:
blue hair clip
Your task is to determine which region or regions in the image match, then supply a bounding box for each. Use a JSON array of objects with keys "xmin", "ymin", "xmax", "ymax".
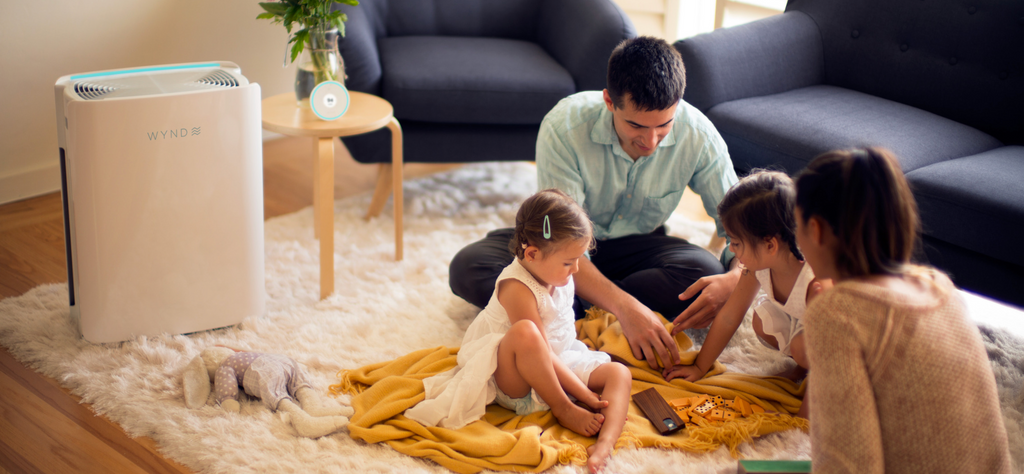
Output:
[{"xmin": 543, "ymin": 215, "xmax": 551, "ymax": 239}]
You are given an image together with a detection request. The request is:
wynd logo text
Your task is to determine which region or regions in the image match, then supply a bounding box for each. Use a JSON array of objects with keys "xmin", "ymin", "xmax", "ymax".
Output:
[{"xmin": 147, "ymin": 127, "xmax": 201, "ymax": 140}]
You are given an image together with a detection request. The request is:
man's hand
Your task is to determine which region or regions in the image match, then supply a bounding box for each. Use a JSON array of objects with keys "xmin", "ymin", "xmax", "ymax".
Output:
[
  {"xmin": 615, "ymin": 301, "xmax": 680, "ymax": 370},
  {"xmin": 671, "ymin": 268, "xmax": 741, "ymax": 334}
]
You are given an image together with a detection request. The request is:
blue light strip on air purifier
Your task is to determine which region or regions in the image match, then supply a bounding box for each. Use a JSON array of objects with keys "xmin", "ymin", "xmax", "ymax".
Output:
[{"xmin": 70, "ymin": 63, "xmax": 221, "ymax": 80}]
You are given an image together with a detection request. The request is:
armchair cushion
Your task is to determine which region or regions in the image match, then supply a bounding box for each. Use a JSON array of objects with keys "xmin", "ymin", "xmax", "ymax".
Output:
[
  {"xmin": 709, "ymin": 85, "xmax": 1003, "ymax": 174},
  {"xmin": 379, "ymin": 36, "xmax": 575, "ymax": 124},
  {"xmin": 906, "ymin": 146, "xmax": 1024, "ymax": 267},
  {"xmin": 676, "ymin": 12, "xmax": 824, "ymax": 113}
]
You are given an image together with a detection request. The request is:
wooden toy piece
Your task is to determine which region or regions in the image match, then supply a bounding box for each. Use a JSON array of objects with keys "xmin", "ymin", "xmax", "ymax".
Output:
[
  {"xmin": 750, "ymin": 404, "xmax": 765, "ymax": 414},
  {"xmin": 722, "ymin": 410, "xmax": 738, "ymax": 421},
  {"xmin": 633, "ymin": 388, "xmax": 685, "ymax": 435},
  {"xmin": 711, "ymin": 395, "xmax": 725, "ymax": 407},
  {"xmin": 708, "ymin": 408, "xmax": 726, "ymax": 421},
  {"xmin": 668, "ymin": 397, "xmax": 691, "ymax": 410},
  {"xmin": 694, "ymin": 394, "xmax": 710, "ymax": 405},
  {"xmin": 733, "ymin": 397, "xmax": 753, "ymax": 417},
  {"xmin": 692, "ymin": 401, "xmax": 716, "ymax": 415},
  {"xmin": 676, "ymin": 410, "xmax": 691, "ymax": 424}
]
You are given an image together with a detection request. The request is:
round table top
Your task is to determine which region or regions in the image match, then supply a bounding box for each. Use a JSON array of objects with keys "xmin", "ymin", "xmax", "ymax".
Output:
[{"xmin": 261, "ymin": 91, "xmax": 394, "ymax": 138}]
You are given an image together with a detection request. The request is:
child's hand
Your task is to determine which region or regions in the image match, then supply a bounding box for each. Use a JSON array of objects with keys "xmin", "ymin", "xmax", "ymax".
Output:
[{"xmin": 662, "ymin": 364, "xmax": 706, "ymax": 382}]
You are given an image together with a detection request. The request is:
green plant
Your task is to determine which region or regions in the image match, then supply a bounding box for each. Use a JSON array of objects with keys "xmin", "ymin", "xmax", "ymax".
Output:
[{"xmin": 257, "ymin": 0, "xmax": 359, "ymax": 63}]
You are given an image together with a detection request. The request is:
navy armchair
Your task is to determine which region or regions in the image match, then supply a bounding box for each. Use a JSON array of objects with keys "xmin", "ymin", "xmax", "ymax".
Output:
[
  {"xmin": 334, "ymin": 0, "xmax": 636, "ymax": 166},
  {"xmin": 675, "ymin": 0, "xmax": 1024, "ymax": 306}
]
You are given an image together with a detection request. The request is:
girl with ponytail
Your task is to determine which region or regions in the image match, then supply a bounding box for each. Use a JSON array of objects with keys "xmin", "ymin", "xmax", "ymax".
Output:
[{"xmin": 667, "ymin": 171, "xmax": 828, "ymax": 419}]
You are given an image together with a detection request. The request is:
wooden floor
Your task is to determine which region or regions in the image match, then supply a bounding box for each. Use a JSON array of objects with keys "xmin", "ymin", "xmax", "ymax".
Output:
[
  {"xmin": 0, "ymin": 137, "xmax": 714, "ymax": 474},
  {"xmin": 0, "ymin": 137, "xmax": 459, "ymax": 474}
]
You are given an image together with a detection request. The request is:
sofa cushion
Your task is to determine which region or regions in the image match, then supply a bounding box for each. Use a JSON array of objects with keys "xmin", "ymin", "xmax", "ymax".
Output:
[
  {"xmin": 384, "ymin": 0, "xmax": 541, "ymax": 40},
  {"xmin": 906, "ymin": 146, "xmax": 1024, "ymax": 266},
  {"xmin": 788, "ymin": 0, "xmax": 1024, "ymax": 146},
  {"xmin": 378, "ymin": 36, "xmax": 576, "ymax": 125},
  {"xmin": 708, "ymin": 85, "xmax": 1004, "ymax": 174}
]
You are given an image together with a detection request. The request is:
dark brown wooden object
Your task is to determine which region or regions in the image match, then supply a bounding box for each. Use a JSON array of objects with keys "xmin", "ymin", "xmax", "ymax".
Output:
[{"xmin": 632, "ymin": 388, "xmax": 684, "ymax": 435}]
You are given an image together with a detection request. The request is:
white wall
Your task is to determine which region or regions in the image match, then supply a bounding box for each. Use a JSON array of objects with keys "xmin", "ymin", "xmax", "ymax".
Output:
[{"xmin": 0, "ymin": 0, "xmax": 298, "ymax": 204}]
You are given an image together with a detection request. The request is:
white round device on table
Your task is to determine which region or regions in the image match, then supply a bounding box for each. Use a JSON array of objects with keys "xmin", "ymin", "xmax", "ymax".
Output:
[{"xmin": 310, "ymin": 81, "xmax": 350, "ymax": 121}]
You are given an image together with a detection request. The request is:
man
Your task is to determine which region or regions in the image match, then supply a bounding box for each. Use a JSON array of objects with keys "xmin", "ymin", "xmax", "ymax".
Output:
[{"xmin": 449, "ymin": 37, "xmax": 741, "ymax": 370}]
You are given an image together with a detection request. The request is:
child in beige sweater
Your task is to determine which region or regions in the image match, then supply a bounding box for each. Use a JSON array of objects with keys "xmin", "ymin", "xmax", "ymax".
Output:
[{"xmin": 793, "ymin": 147, "xmax": 1011, "ymax": 473}]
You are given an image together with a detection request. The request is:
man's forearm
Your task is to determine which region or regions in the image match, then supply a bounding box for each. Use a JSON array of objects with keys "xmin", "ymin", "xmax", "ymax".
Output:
[{"xmin": 573, "ymin": 257, "xmax": 635, "ymax": 316}]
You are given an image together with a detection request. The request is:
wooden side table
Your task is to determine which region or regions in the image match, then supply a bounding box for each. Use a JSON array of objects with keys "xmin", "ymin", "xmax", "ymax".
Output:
[{"xmin": 262, "ymin": 92, "xmax": 404, "ymax": 300}]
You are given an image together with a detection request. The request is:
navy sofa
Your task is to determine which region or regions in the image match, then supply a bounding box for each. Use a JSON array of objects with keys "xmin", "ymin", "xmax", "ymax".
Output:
[
  {"xmin": 675, "ymin": 0, "xmax": 1024, "ymax": 306},
  {"xmin": 333, "ymin": 0, "xmax": 636, "ymax": 165}
]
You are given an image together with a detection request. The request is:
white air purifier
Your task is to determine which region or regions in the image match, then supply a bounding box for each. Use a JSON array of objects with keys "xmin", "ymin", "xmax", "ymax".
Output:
[{"xmin": 54, "ymin": 61, "xmax": 265, "ymax": 343}]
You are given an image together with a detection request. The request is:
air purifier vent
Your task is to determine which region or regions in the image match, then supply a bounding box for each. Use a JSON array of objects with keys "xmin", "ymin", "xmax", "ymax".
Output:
[
  {"xmin": 194, "ymin": 70, "xmax": 239, "ymax": 87},
  {"xmin": 73, "ymin": 82, "xmax": 119, "ymax": 100}
]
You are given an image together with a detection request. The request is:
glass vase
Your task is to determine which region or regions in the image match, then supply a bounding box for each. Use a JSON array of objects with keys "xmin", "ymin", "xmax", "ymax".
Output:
[{"xmin": 295, "ymin": 27, "xmax": 344, "ymax": 107}]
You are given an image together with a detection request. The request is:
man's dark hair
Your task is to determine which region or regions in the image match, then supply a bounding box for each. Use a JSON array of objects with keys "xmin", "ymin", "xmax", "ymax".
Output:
[{"xmin": 606, "ymin": 36, "xmax": 686, "ymax": 112}]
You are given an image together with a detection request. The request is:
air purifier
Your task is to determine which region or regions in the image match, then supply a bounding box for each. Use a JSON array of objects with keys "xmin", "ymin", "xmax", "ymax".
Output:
[{"xmin": 54, "ymin": 61, "xmax": 265, "ymax": 343}]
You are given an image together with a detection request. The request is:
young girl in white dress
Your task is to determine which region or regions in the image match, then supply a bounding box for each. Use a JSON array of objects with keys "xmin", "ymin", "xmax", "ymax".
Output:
[
  {"xmin": 405, "ymin": 189, "xmax": 632, "ymax": 473},
  {"xmin": 665, "ymin": 171, "xmax": 830, "ymax": 418}
]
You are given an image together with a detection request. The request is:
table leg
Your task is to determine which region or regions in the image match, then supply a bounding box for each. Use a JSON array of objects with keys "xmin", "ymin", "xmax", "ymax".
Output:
[
  {"xmin": 365, "ymin": 165, "xmax": 392, "ymax": 220},
  {"xmin": 387, "ymin": 118, "xmax": 403, "ymax": 261},
  {"xmin": 314, "ymin": 137, "xmax": 335, "ymax": 299}
]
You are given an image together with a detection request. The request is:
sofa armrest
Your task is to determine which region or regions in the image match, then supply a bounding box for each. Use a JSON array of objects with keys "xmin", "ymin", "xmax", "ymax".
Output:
[
  {"xmin": 537, "ymin": 0, "xmax": 637, "ymax": 92},
  {"xmin": 335, "ymin": 2, "xmax": 387, "ymax": 95},
  {"xmin": 675, "ymin": 11, "xmax": 824, "ymax": 112}
]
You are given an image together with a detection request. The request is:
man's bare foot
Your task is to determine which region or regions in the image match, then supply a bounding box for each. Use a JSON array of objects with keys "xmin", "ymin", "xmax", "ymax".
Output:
[
  {"xmin": 575, "ymin": 390, "xmax": 610, "ymax": 412},
  {"xmin": 587, "ymin": 442, "xmax": 612, "ymax": 473},
  {"xmin": 774, "ymin": 364, "xmax": 807, "ymax": 383},
  {"xmin": 552, "ymin": 403, "xmax": 604, "ymax": 436}
]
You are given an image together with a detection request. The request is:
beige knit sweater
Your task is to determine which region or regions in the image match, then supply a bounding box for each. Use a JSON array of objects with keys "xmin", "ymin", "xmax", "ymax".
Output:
[{"xmin": 804, "ymin": 267, "xmax": 1011, "ymax": 473}]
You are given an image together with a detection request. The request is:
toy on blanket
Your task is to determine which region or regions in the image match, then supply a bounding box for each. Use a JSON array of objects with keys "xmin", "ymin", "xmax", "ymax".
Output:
[
  {"xmin": 182, "ymin": 346, "xmax": 354, "ymax": 438},
  {"xmin": 666, "ymin": 394, "xmax": 766, "ymax": 427}
]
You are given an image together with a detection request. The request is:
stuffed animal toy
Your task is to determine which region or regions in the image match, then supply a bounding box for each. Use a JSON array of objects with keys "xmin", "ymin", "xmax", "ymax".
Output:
[{"xmin": 183, "ymin": 346, "xmax": 353, "ymax": 438}]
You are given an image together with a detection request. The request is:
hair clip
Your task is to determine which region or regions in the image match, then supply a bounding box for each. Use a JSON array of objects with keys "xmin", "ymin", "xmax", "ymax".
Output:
[{"xmin": 543, "ymin": 215, "xmax": 551, "ymax": 239}]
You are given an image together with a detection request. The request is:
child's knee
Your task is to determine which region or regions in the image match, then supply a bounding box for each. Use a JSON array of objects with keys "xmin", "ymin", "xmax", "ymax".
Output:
[
  {"xmin": 506, "ymin": 320, "xmax": 544, "ymax": 347},
  {"xmin": 596, "ymin": 362, "xmax": 632, "ymax": 388}
]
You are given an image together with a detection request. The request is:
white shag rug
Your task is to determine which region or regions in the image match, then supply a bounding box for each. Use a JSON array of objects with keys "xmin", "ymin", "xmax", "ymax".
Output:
[{"xmin": 0, "ymin": 162, "xmax": 1021, "ymax": 474}]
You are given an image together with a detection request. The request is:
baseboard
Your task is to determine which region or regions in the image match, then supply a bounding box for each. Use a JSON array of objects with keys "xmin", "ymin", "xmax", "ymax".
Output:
[{"xmin": 0, "ymin": 163, "xmax": 61, "ymax": 206}]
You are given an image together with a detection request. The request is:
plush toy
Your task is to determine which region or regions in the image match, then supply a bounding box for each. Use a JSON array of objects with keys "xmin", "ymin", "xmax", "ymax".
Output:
[{"xmin": 183, "ymin": 346, "xmax": 353, "ymax": 438}]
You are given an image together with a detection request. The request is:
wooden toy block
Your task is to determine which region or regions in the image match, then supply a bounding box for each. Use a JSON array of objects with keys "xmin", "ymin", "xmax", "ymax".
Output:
[
  {"xmin": 723, "ymin": 411, "xmax": 738, "ymax": 421},
  {"xmin": 751, "ymin": 404, "xmax": 765, "ymax": 414},
  {"xmin": 669, "ymin": 398, "xmax": 690, "ymax": 409},
  {"xmin": 711, "ymin": 395, "xmax": 725, "ymax": 407},
  {"xmin": 691, "ymin": 400, "xmax": 716, "ymax": 415},
  {"xmin": 633, "ymin": 388, "xmax": 685, "ymax": 435},
  {"xmin": 708, "ymin": 408, "xmax": 725, "ymax": 421},
  {"xmin": 733, "ymin": 397, "xmax": 753, "ymax": 417}
]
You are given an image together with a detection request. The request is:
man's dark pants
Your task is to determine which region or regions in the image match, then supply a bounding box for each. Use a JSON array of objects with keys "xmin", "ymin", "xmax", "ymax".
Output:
[{"xmin": 449, "ymin": 227, "xmax": 725, "ymax": 320}]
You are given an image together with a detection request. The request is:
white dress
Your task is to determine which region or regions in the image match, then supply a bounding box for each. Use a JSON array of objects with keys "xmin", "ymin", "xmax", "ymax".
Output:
[
  {"xmin": 752, "ymin": 262, "xmax": 815, "ymax": 356},
  {"xmin": 405, "ymin": 258, "xmax": 610, "ymax": 429}
]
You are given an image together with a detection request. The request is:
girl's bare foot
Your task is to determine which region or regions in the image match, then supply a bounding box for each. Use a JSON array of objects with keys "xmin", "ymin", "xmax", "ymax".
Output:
[
  {"xmin": 587, "ymin": 442, "xmax": 612, "ymax": 473},
  {"xmin": 576, "ymin": 390, "xmax": 609, "ymax": 412},
  {"xmin": 552, "ymin": 403, "xmax": 604, "ymax": 436}
]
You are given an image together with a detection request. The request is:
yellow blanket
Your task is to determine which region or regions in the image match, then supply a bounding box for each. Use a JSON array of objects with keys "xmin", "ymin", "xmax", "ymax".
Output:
[{"xmin": 330, "ymin": 309, "xmax": 807, "ymax": 473}]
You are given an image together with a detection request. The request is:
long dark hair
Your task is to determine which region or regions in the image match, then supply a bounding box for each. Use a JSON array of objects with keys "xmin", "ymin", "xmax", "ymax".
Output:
[
  {"xmin": 795, "ymin": 147, "xmax": 920, "ymax": 278},
  {"xmin": 509, "ymin": 189, "xmax": 594, "ymax": 259},
  {"xmin": 718, "ymin": 170, "xmax": 802, "ymax": 260}
]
